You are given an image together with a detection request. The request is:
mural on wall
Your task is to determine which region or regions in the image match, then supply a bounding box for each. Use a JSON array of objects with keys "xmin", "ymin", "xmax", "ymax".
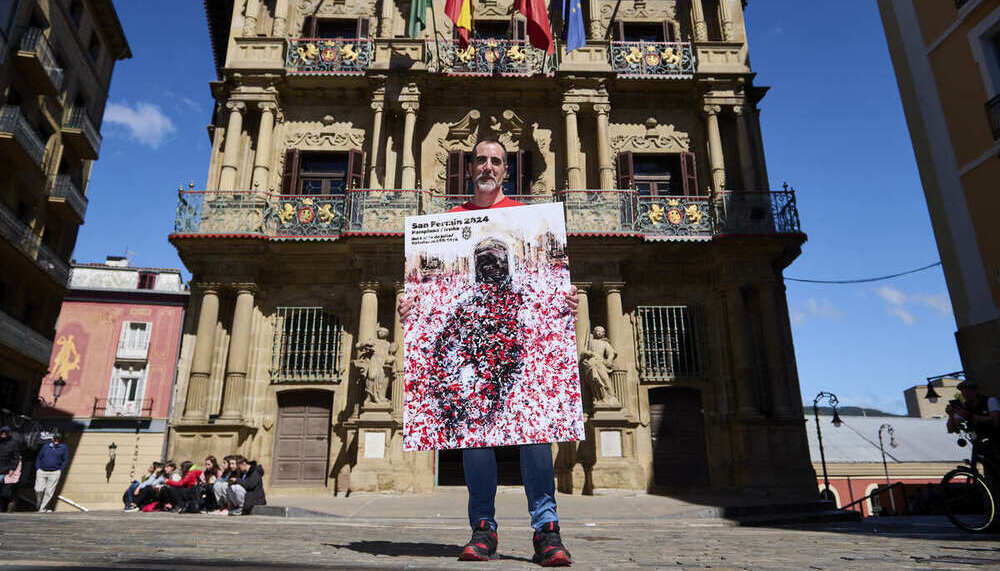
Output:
[{"xmin": 403, "ymin": 203, "xmax": 584, "ymax": 450}]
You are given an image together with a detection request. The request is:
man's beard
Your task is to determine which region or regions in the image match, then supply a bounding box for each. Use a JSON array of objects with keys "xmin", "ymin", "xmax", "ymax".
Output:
[{"xmin": 475, "ymin": 174, "xmax": 499, "ymax": 193}]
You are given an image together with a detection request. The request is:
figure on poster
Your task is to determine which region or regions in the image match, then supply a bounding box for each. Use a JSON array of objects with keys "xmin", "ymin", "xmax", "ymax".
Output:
[
  {"xmin": 354, "ymin": 327, "xmax": 395, "ymax": 405},
  {"xmin": 580, "ymin": 326, "xmax": 618, "ymax": 405}
]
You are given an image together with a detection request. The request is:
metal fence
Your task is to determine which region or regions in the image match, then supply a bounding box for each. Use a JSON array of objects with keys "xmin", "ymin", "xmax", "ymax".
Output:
[
  {"xmin": 635, "ymin": 305, "xmax": 702, "ymax": 381},
  {"xmin": 52, "ymin": 175, "xmax": 88, "ymax": 220},
  {"xmin": 610, "ymin": 41, "xmax": 695, "ymax": 78},
  {"xmin": 271, "ymin": 307, "xmax": 343, "ymax": 383},
  {"xmin": 636, "ymin": 194, "xmax": 712, "ymax": 237},
  {"xmin": 93, "ymin": 397, "xmax": 153, "ymax": 418},
  {"xmin": 286, "ymin": 38, "xmax": 373, "ymax": 74},
  {"xmin": 65, "ymin": 106, "xmax": 102, "ymax": 155},
  {"xmin": 19, "ymin": 27, "xmax": 64, "ymax": 91},
  {"xmin": 0, "ymin": 105, "xmax": 46, "ymax": 165},
  {"xmin": 428, "ymin": 38, "xmax": 553, "ymax": 76}
]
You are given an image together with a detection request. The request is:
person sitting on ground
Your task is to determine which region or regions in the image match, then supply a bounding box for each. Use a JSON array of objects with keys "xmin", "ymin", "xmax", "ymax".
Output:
[
  {"xmin": 227, "ymin": 456, "xmax": 266, "ymax": 516},
  {"xmin": 133, "ymin": 461, "xmax": 177, "ymax": 510},
  {"xmin": 124, "ymin": 461, "xmax": 164, "ymax": 511},
  {"xmin": 198, "ymin": 456, "xmax": 222, "ymax": 512},
  {"xmin": 0, "ymin": 426, "xmax": 21, "ymax": 513},
  {"xmin": 159, "ymin": 460, "xmax": 203, "ymax": 512},
  {"xmin": 212, "ymin": 455, "xmax": 237, "ymax": 514}
]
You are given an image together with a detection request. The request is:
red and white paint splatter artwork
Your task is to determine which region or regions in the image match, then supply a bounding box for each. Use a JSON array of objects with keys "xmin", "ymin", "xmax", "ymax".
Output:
[{"xmin": 403, "ymin": 204, "xmax": 584, "ymax": 451}]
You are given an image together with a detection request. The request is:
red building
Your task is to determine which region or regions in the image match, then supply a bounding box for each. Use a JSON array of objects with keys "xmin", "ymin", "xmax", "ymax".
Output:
[{"xmin": 34, "ymin": 256, "xmax": 188, "ymax": 510}]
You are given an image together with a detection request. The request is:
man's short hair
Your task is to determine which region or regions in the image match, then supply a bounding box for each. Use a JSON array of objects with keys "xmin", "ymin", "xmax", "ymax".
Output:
[
  {"xmin": 472, "ymin": 138, "xmax": 508, "ymax": 165},
  {"xmin": 165, "ymin": 461, "xmax": 177, "ymax": 470},
  {"xmin": 234, "ymin": 455, "xmax": 248, "ymax": 465}
]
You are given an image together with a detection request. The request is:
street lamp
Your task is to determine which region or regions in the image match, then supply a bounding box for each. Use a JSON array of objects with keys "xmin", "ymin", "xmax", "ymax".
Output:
[
  {"xmin": 108, "ymin": 442, "xmax": 117, "ymax": 462},
  {"xmin": 813, "ymin": 391, "xmax": 842, "ymax": 502},
  {"xmin": 52, "ymin": 378, "xmax": 66, "ymax": 404},
  {"xmin": 924, "ymin": 380, "xmax": 941, "ymax": 402},
  {"xmin": 878, "ymin": 423, "xmax": 898, "ymax": 514}
]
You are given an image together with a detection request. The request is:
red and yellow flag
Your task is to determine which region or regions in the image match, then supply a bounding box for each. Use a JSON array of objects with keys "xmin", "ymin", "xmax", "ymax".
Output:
[{"xmin": 445, "ymin": 0, "xmax": 473, "ymax": 48}]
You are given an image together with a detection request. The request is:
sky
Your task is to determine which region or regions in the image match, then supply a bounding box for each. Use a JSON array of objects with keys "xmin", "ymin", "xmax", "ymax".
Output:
[{"xmin": 71, "ymin": 1, "xmax": 962, "ymax": 415}]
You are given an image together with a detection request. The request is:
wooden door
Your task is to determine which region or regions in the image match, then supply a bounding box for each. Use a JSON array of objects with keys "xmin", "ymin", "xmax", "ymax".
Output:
[
  {"xmin": 648, "ymin": 387, "xmax": 709, "ymax": 487},
  {"xmin": 272, "ymin": 390, "xmax": 332, "ymax": 486}
]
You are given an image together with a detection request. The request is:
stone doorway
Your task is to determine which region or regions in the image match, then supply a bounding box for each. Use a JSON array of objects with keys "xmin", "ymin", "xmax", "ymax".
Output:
[
  {"xmin": 437, "ymin": 446, "xmax": 524, "ymax": 486},
  {"xmin": 272, "ymin": 390, "xmax": 332, "ymax": 487},
  {"xmin": 648, "ymin": 387, "xmax": 709, "ymax": 487}
]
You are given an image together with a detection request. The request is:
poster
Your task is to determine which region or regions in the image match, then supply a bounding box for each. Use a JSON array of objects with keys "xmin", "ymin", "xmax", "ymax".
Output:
[{"xmin": 403, "ymin": 203, "xmax": 584, "ymax": 451}]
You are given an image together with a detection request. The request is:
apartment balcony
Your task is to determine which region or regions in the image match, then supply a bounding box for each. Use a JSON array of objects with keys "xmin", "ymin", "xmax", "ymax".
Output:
[
  {"xmin": 49, "ymin": 175, "xmax": 88, "ymax": 223},
  {"xmin": 427, "ymin": 39, "xmax": 554, "ymax": 77},
  {"xmin": 93, "ymin": 397, "xmax": 153, "ymax": 419},
  {"xmin": 286, "ymin": 37, "xmax": 373, "ymax": 75},
  {"xmin": 15, "ymin": 28, "xmax": 64, "ymax": 96},
  {"xmin": 0, "ymin": 199, "xmax": 71, "ymax": 285},
  {"xmin": 0, "ymin": 105, "xmax": 47, "ymax": 169},
  {"xmin": 61, "ymin": 107, "xmax": 101, "ymax": 159},
  {"xmin": 0, "ymin": 308, "xmax": 52, "ymax": 366},
  {"xmin": 609, "ymin": 41, "xmax": 695, "ymax": 78},
  {"xmin": 171, "ymin": 188, "xmax": 801, "ymax": 242},
  {"xmin": 988, "ymin": 95, "xmax": 1000, "ymax": 141}
]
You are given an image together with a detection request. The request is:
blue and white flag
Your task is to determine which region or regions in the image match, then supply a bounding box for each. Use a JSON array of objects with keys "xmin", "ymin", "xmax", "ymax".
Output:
[{"xmin": 563, "ymin": 0, "xmax": 585, "ymax": 53}]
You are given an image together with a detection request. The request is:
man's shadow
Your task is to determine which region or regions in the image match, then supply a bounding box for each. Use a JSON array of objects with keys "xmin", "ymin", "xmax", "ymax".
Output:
[{"xmin": 324, "ymin": 541, "xmax": 533, "ymax": 563}]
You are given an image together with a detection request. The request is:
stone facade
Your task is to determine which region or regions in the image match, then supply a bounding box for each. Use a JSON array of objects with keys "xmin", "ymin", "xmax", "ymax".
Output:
[{"xmin": 168, "ymin": 0, "xmax": 816, "ymax": 497}]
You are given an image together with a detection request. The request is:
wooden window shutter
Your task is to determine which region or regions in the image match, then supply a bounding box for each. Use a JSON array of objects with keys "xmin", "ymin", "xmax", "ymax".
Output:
[
  {"xmin": 616, "ymin": 151, "xmax": 634, "ymax": 189},
  {"xmin": 614, "ymin": 20, "xmax": 625, "ymax": 41},
  {"xmin": 303, "ymin": 15, "xmax": 317, "ymax": 36},
  {"xmin": 446, "ymin": 150, "xmax": 466, "ymax": 194},
  {"xmin": 347, "ymin": 149, "xmax": 365, "ymax": 189},
  {"xmin": 281, "ymin": 149, "xmax": 301, "ymax": 195},
  {"xmin": 356, "ymin": 17, "xmax": 371, "ymax": 39},
  {"xmin": 512, "ymin": 16, "xmax": 526, "ymax": 41},
  {"xmin": 663, "ymin": 20, "xmax": 676, "ymax": 42},
  {"xmin": 680, "ymin": 151, "xmax": 698, "ymax": 196}
]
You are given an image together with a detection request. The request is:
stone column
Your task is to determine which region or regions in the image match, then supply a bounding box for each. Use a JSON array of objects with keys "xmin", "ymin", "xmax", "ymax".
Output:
[
  {"xmin": 603, "ymin": 282, "xmax": 626, "ymax": 366},
  {"xmin": 243, "ymin": 0, "xmax": 259, "ymax": 36},
  {"xmin": 594, "ymin": 104, "xmax": 615, "ymax": 190},
  {"xmin": 400, "ymin": 101, "xmax": 419, "ymax": 189},
  {"xmin": 704, "ymin": 105, "xmax": 726, "ymax": 193},
  {"xmin": 757, "ymin": 283, "xmax": 792, "ymax": 417},
  {"xmin": 251, "ymin": 103, "xmax": 276, "ymax": 192},
  {"xmin": 358, "ymin": 282, "xmax": 379, "ymax": 343},
  {"xmin": 219, "ymin": 101, "xmax": 246, "ymax": 190},
  {"xmin": 272, "ymin": 0, "xmax": 288, "ymax": 36},
  {"xmin": 369, "ymin": 99, "xmax": 385, "ymax": 189},
  {"xmin": 391, "ymin": 282, "xmax": 405, "ymax": 417},
  {"xmin": 573, "ymin": 282, "xmax": 592, "ymax": 354},
  {"xmin": 725, "ymin": 285, "xmax": 757, "ymax": 417},
  {"xmin": 733, "ymin": 105, "xmax": 756, "ymax": 191},
  {"xmin": 220, "ymin": 286, "xmax": 255, "ymax": 421},
  {"xmin": 562, "ymin": 103, "xmax": 583, "ymax": 189},
  {"xmin": 184, "ymin": 286, "xmax": 220, "ymax": 420},
  {"xmin": 691, "ymin": 0, "xmax": 708, "ymax": 41},
  {"xmin": 719, "ymin": 0, "xmax": 734, "ymax": 41}
]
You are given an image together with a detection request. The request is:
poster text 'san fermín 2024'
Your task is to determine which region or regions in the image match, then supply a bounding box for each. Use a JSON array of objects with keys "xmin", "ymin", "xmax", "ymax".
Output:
[{"xmin": 403, "ymin": 203, "xmax": 584, "ymax": 451}]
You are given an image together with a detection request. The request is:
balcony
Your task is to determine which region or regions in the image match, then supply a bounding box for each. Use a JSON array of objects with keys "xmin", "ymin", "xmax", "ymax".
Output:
[
  {"xmin": 15, "ymin": 28, "xmax": 64, "ymax": 96},
  {"xmin": 286, "ymin": 37, "xmax": 373, "ymax": 75},
  {"xmin": 49, "ymin": 175, "xmax": 88, "ymax": 222},
  {"xmin": 62, "ymin": 107, "xmax": 102, "ymax": 159},
  {"xmin": 0, "ymin": 199, "xmax": 71, "ymax": 285},
  {"xmin": 0, "ymin": 308, "xmax": 52, "ymax": 366},
  {"xmin": 427, "ymin": 38, "xmax": 554, "ymax": 77},
  {"xmin": 609, "ymin": 41, "xmax": 695, "ymax": 78},
  {"xmin": 171, "ymin": 188, "xmax": 801, "ymax": 242},
  {"xmin": 0, "ymin": 105, "xmax": 47, "ymax": 168},
  {"xmin": 93, "ymin": 397, "xmax": 153, "ymax": 419},
  {"xmin": 988, "ymin": 95, "xmax": 1000, "ymax": 141}
]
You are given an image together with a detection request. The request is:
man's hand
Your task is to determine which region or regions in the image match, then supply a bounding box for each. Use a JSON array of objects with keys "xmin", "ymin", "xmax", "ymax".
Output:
[
  {"xmin": 565, "ymin": 284, "xmax": 578, "ymax": 314},
  {"xmin": 398, "ymin": 295, "xmax": 416, "ymax": 324}
]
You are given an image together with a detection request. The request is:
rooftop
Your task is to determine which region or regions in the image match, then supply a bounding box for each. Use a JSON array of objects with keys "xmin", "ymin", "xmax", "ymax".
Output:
[{"xmin": 805, "ymin": 415, "xmax": 966, "ymax": 464}]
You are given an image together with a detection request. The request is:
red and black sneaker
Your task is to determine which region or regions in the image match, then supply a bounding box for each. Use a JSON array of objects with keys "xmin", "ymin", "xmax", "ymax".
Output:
[
  {"xmin": 532, "ymin": 522, "xmax": 572, "ymax": 567},
  {"xmin": 459, "ymin": 520, "xmax": 498, "ymax": 561}
]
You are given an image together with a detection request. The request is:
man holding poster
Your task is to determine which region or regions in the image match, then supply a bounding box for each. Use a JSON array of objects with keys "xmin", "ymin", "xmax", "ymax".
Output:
[{"xmin": 400, "ymin": 139, "xmax": 577, "ymax": 566}]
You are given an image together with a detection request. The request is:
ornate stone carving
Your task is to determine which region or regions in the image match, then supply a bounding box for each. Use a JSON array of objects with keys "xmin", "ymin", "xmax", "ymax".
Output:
[
  {"xmin": 284, "ymin": 127, "xmax": 365, "ymax": 149},
  {"xmin": 354, "ymin": 326, "xmax": 396, "ymax": 405},
  {"xmin": 297, "ymin": 0, "xmax": 376, "ymax": 18},
  {"xmin": 580, "ymin": 326, "xmax": 619, "ymax": 406},
  {"xmin": 610, "ymin": 119, "xmax": 690, "ymax": 152},
  {"xmin": 226, "ymin": 101, "xmax": 247, "ymax": 113},
  {"xmin": 488, "ymin": 110, "xmax": 525, "ymax": 150},
  {"xmin": 703, "ymin": 104, "xmax": 722, "ymax": 116}
]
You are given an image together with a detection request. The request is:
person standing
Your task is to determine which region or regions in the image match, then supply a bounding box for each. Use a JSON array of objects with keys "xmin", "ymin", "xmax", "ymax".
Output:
[
  {"xmin": 399, "ymin": 139, "xmax": 577, "ymax": 567},
  {"xmin": 0, "ymin": 426, "xmax": 22, "ymax": 512},
  {"xmin": 34, "ymin": 432, "xmax": 68, "ymax": 512}
]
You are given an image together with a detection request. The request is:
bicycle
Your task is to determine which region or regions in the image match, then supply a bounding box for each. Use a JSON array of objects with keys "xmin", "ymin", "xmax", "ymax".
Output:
[{"xmin": 940, "ymin": 427, "xmax": 999, "ymax": 533}]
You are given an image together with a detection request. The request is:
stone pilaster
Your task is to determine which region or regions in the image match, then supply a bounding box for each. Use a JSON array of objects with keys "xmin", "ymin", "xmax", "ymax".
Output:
[
  {"xmin": 719, "ymin": 0, "xmax": 734, "ymax": 40},
  {"xmin": 691, "ymin": 0, "xmax": 708, "ymax": 41},
  {"xmin": 358, "ymin": 282, "xmax": 380, "ymax": 343},
  {"xmin": 562, "ymin": 103, "xmax": 583, "ymax": 189},
  {"xmin": 219, "ymin": 101, "xmax": 246, "ymax": 190},
  {"xmin": 272, "ymin": 0, "xmax": 288, "ymax": 36},
  {"xmin": 573, "ymin": 282, "xmax": 592, "ymax": 354},
  {"xmin": 220, "ymin": 285, "xmax": 256, "ymax": 421},
  {"xmin": 184, "ymin": 286, "xmax": 220, "ymax": 421},
  {"xmin": 399, "ymin": 85, "xmax": 420, "ymax": 189},
  {"xmin": 704, "ymin": 105, "xmax": 726, "ymax": 193},
  {"xmin": 725, "ymin": 285, "xmax": 758, "ymax": 417},
  {"xmin": 391, "ymin": 282, "xmax": 405, "ymax": 419},
  {"xmin": 733, "ymin": 105, "xmax": 756, "ymax": 190},
  {"xmin": 251, "ymin": 103, "xmax": 276, "ymax": 191},
  {"xmin": 594, "ymin": 104, "xmax": 615, "ymax": 190},
  {"xmin": 369, "ymin": 97, "xmax": 385, "ymax": 189},
  {"xmin": 243, "ymin": 0, "xmax": 259, "ymax": 36},
  {"xmin": 757, "ymin": 283, "xmax": 792, "ymax": 417},
  {"xmin": 603, "ymin": 282, "xmax": 626, "ymax": 368}
]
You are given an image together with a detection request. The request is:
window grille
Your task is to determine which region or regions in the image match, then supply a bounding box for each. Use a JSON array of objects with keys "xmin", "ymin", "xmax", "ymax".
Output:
[
  {"xmin": 636, "ymin": 305, "xmax": 702, "ymax": 380},
  {"xmin": 272, "ymin": 307, "xmax": 343, "ymax": 383}
]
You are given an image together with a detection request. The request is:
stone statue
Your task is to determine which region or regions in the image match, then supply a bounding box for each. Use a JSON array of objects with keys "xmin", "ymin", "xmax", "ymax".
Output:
[
  {"xmin": 354, "ymin": 327, "xmax": 396, "ymax": 405},
  {"xmin": 580, "ymin": 326, "xmax": 617, "ymax": 404}
]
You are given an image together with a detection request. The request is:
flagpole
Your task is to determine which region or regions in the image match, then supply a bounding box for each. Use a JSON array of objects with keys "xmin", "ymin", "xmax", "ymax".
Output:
[
  {"xmin": 429, "ymin": 0, "xmax": 442, "ymax": 70},
  {"xmin": 605, "ymin": 0, "xmax": 623, "ymax": 39}
]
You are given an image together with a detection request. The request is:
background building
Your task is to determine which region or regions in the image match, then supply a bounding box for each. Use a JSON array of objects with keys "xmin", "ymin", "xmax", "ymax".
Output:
[
  {"xmin": 0, "ymin": 0, "xmax": 130, "ymax": 419},
  {"xmin": 167, "ymin": 0, "xmax": 816, "ymax": 497},
  {"xmin": 879, "ymin": 0, "xmax": 1000, "ymax": 394},
  {"xmin": 34, "ymin": 257, "xmax": 187, "ymax": 510},
  {"xmin": 905, "ymin": 373, "xmax": 963, "ymax": 419}
]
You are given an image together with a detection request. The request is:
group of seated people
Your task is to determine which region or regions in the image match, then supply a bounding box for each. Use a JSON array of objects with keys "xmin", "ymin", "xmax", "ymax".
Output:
[{"xmin": 122, "ymin": 455, "xmax": 266, "ymax": 515}]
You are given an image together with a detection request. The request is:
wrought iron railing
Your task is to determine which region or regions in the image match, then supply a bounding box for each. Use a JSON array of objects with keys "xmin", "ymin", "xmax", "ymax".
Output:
[
  {"xmin": 556, "ymin": 190, "xmax": 638, "ymax": 234},
  {"xmin": 93, "ymin": 397, "xmax": 153, "ymax": 418},
  {"xmin": 271, "ymin": 193, "xmax": 348, "ymax": 238},
  {"xmin": 0, "ymin": 199, "xmax": 70, "ymax": 284},
  {"xmin": 286, "ymin": 37, "xmax": 373, "ymax": 74},
  {"xmin": 610, "ymin": 41, "xmax": 695, "ymax": 78},
  {"xmin": 636, "ymin": 194, "xmax": 713, "ymax": 238},
  {"xmin": 714, "ymin": 189, "xmax": 801, "ymax": 235},
  {"xmin": 635, "ymin": 305, "xmax": 702, "ymax": 381},
  {"xmin": 0, "ymin": 308, "xmax": 52, "ymax": 365},
  {"xmin": 272, "ymin": 307, "xmax": 343, "ymax": 383},
  {"xmin": 174, "ymin": 190, "xmax": 272, "ymax": 235},
  {"xmin": 64, "ymin": 106, "xmax": 102, "ymax": 155},
  {"xmin": 52, "ymin": 175, "xmax": 88, "ymax": 220},
  {"xmin": 0, "ymin": 105, "xmax": 47, "ymax": 166},
  {"xmin": 347, "ymin": 189, "xmax": 420, "ymax": 233},
  {"xmin": 988, "ymin": 95, "xmax": 1000, "ymax": 141},
  {"xmin": 19, "ymin": 28, "xmax": 64, "ymax": 91},
  {"xmin": 428, "ymin": 38, "xmax": 553, "ymax": 76}
]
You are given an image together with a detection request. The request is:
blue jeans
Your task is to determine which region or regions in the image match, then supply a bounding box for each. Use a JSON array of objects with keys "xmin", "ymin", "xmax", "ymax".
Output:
[
  {"xmin": 123, "ymin": 481, "xmax": 140, "ymax": 507},
  {"xmin": 462, "ymin": 443, "xmax": 557, "ymax": 531}
]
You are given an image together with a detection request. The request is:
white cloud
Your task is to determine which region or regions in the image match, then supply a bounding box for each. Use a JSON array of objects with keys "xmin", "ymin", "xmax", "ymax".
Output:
[
  {"xmin": 874, "ymin": 286, "xmax": 951, "ymax": 325},
  {"xmin": 888, "ymin": 306, "xmax": 915, "ymax": 326},
  {"xmin": 876, "ymin": 285, "xmax": 906, "ymax": 306},
  {"xmin": 916, "ymin": 293, "xmax": 951, "ymax": 315},
  {"xmin": 104, "ymin": 101, "xmax": 176, "ymax": 149},
  {"xmin": 791, "ymin": 297, "xmax": 842, "ymax": 325}
]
